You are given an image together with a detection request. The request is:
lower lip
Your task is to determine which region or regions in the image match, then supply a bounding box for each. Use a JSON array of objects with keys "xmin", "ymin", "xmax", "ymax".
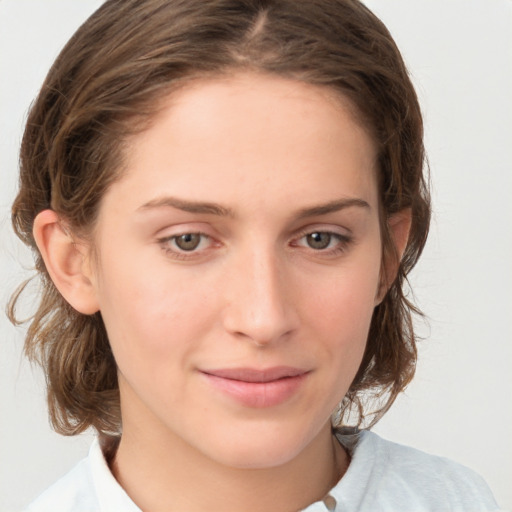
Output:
[{"xmin": 201, "ymin": 372, "xmax": 308, "ymax": 408}]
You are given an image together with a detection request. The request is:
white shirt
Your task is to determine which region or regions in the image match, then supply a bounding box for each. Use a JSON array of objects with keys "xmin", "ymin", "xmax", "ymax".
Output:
[{"xmin": 26, "ymin": 430, "xmax": 501, "ymax": 512}]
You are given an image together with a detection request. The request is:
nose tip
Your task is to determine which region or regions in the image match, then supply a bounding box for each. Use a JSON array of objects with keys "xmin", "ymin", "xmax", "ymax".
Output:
[{"xmin": 222, "ymin": 255, "xmax": 298, "ymax": 346}]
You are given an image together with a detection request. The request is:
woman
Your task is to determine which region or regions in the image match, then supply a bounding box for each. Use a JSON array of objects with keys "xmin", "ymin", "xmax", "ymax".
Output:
[{"xmin": 8, "ymin": 0, "xmax": 500, "ymax": 510}]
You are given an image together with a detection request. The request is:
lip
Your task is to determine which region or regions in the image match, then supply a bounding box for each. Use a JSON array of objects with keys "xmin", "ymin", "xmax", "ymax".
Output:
[{"xmin": 200, "ymin": 366, "xmax": 310, "ymax": 408}]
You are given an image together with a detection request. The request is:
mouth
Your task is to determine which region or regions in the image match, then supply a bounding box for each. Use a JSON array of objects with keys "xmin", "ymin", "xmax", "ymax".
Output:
[
  {"xmin": 201, "ymin": 366, "xmax": 308, "ymax": 383},
  {"xmin": 199, "ymin": 366, "xmax": 310, "ymax": 408}
]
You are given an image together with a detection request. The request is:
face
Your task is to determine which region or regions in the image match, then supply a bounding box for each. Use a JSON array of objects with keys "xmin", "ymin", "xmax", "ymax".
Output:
[{"xmin": 88, "ymin": 72, "xmax": 382, "ymax": 468}]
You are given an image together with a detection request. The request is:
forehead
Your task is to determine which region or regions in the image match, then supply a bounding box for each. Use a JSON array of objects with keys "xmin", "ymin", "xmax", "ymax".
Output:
[{"xmin": 105, "ymin": 72, "xmax": 379, "ymax": 216}]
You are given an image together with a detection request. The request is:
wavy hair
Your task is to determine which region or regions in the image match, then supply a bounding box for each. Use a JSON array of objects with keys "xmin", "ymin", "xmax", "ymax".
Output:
[{"xmin": 8, "ymin": 0, "xmax": 430, "ymax": 436}]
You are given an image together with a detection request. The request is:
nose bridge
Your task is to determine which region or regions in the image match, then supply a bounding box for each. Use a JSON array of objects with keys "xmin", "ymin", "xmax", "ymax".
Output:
[{"xmin": 223, "ymin": 240, "xmax": 297, "ymax": 345}]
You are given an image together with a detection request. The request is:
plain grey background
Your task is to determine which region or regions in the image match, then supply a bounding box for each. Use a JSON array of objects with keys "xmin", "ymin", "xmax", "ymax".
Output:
[{"xmin": 1, "ymin": 1, "xmax": 511, "ymax": 510}]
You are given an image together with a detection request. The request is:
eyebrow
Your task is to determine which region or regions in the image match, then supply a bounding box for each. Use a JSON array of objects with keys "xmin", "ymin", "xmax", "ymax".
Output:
[
  {"xmin": 137, "ymin": 196, "xmax": 370, "ymax": 218},
  {"xmin": 295, "ymin": 197, "xmax": 371, "ymax": 219},
  {"xmin": 138, "ymin": 196, "xmax": 234, "ymax": 217}
]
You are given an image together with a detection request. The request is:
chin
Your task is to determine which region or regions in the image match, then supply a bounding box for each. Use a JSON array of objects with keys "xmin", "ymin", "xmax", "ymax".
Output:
[
  {"xmin": 215, "ymin": 444, "xmax": 301, "ymax": 470},
  {"xmin": 201, "ymin": 421, "xmax": 321, "ymax": 470}
]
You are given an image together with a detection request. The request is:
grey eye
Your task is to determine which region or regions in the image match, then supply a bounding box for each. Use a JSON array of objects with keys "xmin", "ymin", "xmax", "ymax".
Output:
[
  {"xmin": 306, "ymin": 232, "xmax": 332, "ymax": 250},
  {"xmin": 174, "ymin": 233, "xmax": 202, "ymax": 251}
]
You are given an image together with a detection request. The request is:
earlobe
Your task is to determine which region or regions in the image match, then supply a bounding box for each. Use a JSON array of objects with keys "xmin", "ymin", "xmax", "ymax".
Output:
[
  {"xmin": 375, "ymin": 208, "xmax": 412, "ymax": 304},
  {"xmin": 33, "ymin": 209, "xmax": 100, "ymax": 315}
]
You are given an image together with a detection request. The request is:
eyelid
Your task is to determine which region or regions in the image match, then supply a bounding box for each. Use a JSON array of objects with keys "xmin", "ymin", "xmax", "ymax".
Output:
[
  {"xmin": 292, "ymin": 223, "xmax": 352, "ymax": 240},
  {"xmin": 290, "ymin": 225, "xmax": 353, "ymax": 253},
  {"xmin": 156, "ymin": 229, "xmax": 219, "ymax": 260},
  {"xmin": 154, "ymin": 221, "xmax": 214, "ymax": 237},
  {"xmin": 155, "ymin": 223, "xmax": 353, "ymax": 261}
]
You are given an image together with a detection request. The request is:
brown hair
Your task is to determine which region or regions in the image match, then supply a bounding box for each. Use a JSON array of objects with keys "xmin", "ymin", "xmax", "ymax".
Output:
[{"xmin": 9, "ymin": 0, "xmax": 430, "ymax": 436}]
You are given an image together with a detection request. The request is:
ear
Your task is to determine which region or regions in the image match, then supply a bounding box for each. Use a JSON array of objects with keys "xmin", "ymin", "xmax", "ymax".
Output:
[
  {"xmin": 376, "ymin": 208, "xmax": 412, "ymax": 304},
  {"xmin": 33, "ymin": 209, "xmax": 99, "ymax": 315}
]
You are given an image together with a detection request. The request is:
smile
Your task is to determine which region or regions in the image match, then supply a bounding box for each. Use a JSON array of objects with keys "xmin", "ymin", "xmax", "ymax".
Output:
[{"xmin": 199, "ymin": 367, "xmax": 310, "ymax": 408}]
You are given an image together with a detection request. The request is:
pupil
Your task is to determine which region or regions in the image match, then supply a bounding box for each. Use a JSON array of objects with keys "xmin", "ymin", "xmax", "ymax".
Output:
[
  {"xmin": 307, "ymin": 232, "xmax": 331, "ymax": 249},
  {"xmin": 176, "ymin": 233, "xmax": 200, "ymax": 251}
]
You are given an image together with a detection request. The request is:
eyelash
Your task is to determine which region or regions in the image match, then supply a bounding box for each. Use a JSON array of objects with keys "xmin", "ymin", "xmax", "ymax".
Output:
[
  {"xmin": 157, "ymin": 232, "xmax": 213, "ymax": 260},
  {"xmin": 157, "ymin": 229, "xmax": 353, "ymax": 260},
  {"xmin": 291, "ymin": 229, "xmax": 352, "ymax": 256}
]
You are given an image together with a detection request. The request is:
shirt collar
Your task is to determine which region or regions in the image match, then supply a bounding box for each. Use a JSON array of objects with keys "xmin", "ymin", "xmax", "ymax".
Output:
[{"xmin": 88, "ymin": 438, "xmax": 141, "ymax": 512}]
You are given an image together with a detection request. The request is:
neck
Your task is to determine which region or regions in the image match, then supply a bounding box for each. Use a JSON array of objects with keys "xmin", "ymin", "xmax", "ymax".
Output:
[{"xmin": 111, "ymin": 419, "xmax": 348, "ymax": 512}]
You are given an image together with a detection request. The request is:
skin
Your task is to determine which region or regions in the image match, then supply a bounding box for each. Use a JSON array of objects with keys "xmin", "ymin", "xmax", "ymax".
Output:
[{"xmin": 34, "ymin": 72, "xmax": 410, "ymax": 511}]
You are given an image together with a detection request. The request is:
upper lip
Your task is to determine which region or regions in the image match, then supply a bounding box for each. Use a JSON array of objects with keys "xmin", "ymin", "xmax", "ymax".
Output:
[{"xmin": 201, "ymin": 366, "xmax": 309, "ymax": 383}]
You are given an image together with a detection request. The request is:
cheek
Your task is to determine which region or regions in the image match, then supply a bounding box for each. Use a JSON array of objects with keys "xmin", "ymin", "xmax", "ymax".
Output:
[
  {"xmin": 306, "ymin": 255, "xmax": 381, "ymax": 330},
  {"xmin": 94, "ymin": 250, "xmax": 215, "ymax": 369},
  {"xmin": 299, "ymin": 250, "xmax": 381, "ymax": 376},
  {"xmin": 96, "ymin": 271, "xmax": 218, "ymax": 414}
]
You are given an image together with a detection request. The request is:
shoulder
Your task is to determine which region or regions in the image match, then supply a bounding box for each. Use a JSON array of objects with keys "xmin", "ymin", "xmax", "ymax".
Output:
[
  {"xmin": 24, "ymin": 456, "xmax": 98, "ymax": 512},
  {"xmin": 24, "ymin": 438, "xmax": 139, "ymax": 512},
  {"xmin": 333, "ymin": 429, "xmax": 500, "ymax": 511}
]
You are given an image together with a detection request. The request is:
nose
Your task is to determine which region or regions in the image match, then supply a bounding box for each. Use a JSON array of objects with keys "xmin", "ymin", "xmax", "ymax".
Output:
[{"xmin": 221, "ymin": 246, "xmax": 299, "ymax": 346}]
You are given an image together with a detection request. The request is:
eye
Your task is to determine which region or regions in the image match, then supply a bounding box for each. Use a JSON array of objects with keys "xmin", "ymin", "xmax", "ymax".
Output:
[
  {"xmin": 158, "ymin": 232, "xmax": 212, "ymax": 256},
  {"xmin": 305, "ymin": 232, "xmax": 334, "ymax": 250},
  {"xmin": 174, "ymin": 233, "xmax": 203, "ymax": 251},
  {"xmin": 292, "ymin": 229, "xmax": 352, "ymax": 255}
]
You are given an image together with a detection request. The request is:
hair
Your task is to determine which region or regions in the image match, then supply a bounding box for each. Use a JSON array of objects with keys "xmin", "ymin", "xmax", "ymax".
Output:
[{"xmin": 8, "ymin": 0, "xmax": 430, "ymax": 437}]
